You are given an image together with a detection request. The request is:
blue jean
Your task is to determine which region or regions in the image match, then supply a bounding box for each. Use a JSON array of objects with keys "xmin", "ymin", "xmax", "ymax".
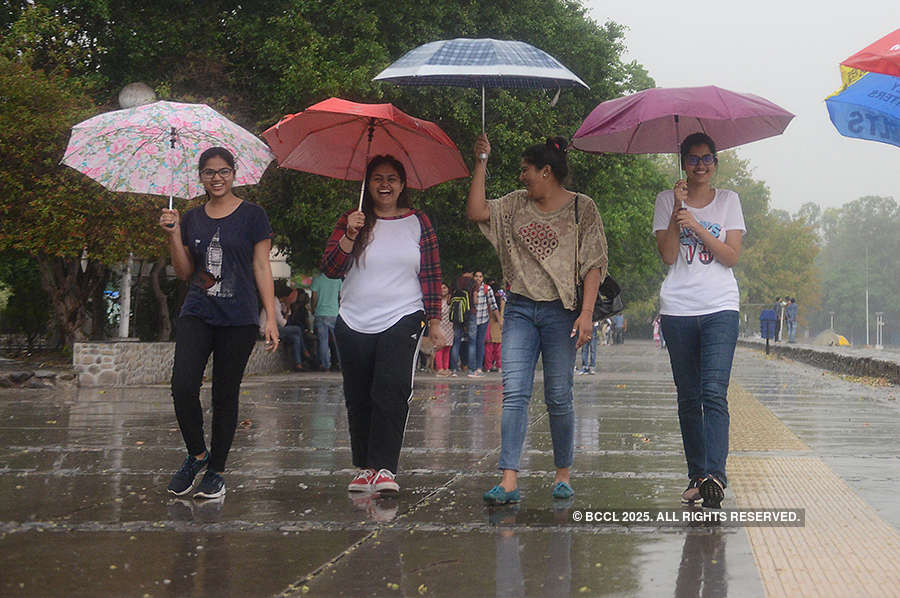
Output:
[
  {"xmin": 580, "ymin": 325, "xmax": 597, "ymax": 368},
  {"xmin": 786, "ymin": 320, "xmax": 797, "ymax": 342},
  {"xmin": 474, "ymin": 320, "xmax": 489, "ymax": 371},
  {"xmin": 450, "ymin": 321, "xmax": 466, "ymax": 371},
  {"xmin": 278, "ymin": 325, "xmax": 304, "ymax": 366},
  {"xmin": 660, "ymin": 310, "xmax": 738, "ymax": 486},
  {"xmin": 465, "ymin": 317, "xmax": 478, "ymax": 371},
  {"xmin": 315, "ymin": 316, "xmax": 339, "ymax": 370},
  {"xmin": 498, "ymin": 294, "xmax": 577, "ymax": 471}
]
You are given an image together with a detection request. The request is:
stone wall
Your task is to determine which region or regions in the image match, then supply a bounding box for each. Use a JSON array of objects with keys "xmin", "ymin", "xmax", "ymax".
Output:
[
  {"xmin": 738, "ymin": 339, "xmax": 900, "ymax": 385},
  {"xmin": 73, "ymin": 340, "xmax": 288, "ymax": 387}
]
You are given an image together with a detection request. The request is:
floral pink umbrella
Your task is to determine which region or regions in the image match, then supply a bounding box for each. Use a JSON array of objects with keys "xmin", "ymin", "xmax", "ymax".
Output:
[{"xmin": 62, "ymin": 101, "xmax": 274, "ymax": 209}]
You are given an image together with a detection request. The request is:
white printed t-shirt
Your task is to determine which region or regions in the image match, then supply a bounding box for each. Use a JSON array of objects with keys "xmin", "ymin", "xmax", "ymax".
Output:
[
  {"xmin": 338, "ymin": 215, "xmax": 425, "ymax": 334},
  {"xmin": 652, "ymin": 189, "xmax": 746, "ymax": 316}
]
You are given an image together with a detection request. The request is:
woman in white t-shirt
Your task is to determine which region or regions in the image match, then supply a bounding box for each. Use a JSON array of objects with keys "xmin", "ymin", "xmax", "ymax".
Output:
[
  {"xmin": 652, "ymin": 133, "xmax": 746, "ymax": 509},
  {"xmin": 320, "ymin": 155, "xmax": 444, "ymax": 498}
]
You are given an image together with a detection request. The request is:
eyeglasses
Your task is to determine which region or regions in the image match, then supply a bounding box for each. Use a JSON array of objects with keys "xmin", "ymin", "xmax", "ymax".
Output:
[
  {"xmin": 684, "ymin": 154, "xmax": 716, "ymax": 167},
  {"xmin": 200, "ymin": 167, "xmax": 234, "ymax": 180}
]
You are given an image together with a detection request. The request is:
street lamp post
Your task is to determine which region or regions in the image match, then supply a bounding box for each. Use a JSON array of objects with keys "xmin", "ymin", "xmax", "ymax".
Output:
[
  {"xmin": 875, "ymin": 312, "xmax": 884, "ymax": 350},
  {"xmin": 116, "ymin": 83, "xmax": 156, "ymax": 339},
  {"xmin": 829, "ymin": 312, "xmax": 835, "ymax": 330}
]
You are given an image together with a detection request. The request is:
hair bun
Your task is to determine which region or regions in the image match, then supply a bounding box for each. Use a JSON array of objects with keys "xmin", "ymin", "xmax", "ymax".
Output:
[{"xmin": 545, "ymin": 136, "xmax": 569, "ymax": 153}]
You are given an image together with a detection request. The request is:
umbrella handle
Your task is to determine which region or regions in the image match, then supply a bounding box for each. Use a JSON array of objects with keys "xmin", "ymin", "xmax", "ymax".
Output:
[
  {"xmin": 357, "ymin": 178, "xmax": 366, "ymax": 212},
  {"xmin": 165, "ymin": 194, "xmax": 175, "ymax": 228}
]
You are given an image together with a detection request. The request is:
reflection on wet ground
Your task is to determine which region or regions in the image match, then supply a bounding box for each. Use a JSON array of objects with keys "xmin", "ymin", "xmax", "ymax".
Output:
[{"xmin": 1, "ymin": 341, "xmax": 897, "ymax": 596}]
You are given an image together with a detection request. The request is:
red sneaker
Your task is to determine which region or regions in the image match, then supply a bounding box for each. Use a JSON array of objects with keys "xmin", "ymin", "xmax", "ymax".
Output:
[
  {"xmin": 347, "ymin": 468, "xmax": 376, "ymax": 492},
  {"xmin": 373, "ymin": 468, "xmax": 400, "ymax": 494}
]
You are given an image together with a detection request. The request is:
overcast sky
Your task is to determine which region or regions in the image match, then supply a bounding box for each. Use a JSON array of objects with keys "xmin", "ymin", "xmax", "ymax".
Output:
[{"xmin": 584, "ymin": 1, "xmax": 899, "ymax": 214}]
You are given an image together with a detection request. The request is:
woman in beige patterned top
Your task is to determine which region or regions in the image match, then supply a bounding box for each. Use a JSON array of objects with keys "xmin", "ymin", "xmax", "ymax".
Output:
[{"xmin": 468, "ymin": 134, "xmax": 608, "ymax": 505}]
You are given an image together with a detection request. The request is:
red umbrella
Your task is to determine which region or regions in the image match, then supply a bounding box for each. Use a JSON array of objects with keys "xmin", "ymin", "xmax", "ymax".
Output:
[
  {"xmin": 262, "ymin": 98, "xmax": 468, "ymax": 208},
  {"xmin": 841, "ymin": 28, "xmax": 900, "ymax": 77},
  {"xmin": 571, "ymin": 86, "xmax": 794, "ymax": 155}
]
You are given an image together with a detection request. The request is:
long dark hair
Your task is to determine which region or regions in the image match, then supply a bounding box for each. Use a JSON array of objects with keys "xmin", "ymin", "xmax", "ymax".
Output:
[
  {"xmin": 522, "ymin": 136, "xmax": 570, "ymax": 183},
  {"xmin": 351, "ymin": 155, "xmax": 413, "ymax": 261}
]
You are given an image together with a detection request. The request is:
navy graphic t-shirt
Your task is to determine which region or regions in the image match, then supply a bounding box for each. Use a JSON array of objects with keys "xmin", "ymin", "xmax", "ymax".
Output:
[{"xmin": 179, "ymin": 200, "xmax": 273, "ymax": 326}]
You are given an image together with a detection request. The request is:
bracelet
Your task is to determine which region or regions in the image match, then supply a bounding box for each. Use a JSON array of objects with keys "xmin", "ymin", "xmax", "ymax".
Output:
[{"xmin": 344, "ymin": 232, "xmax": 357, "ymax": 242}]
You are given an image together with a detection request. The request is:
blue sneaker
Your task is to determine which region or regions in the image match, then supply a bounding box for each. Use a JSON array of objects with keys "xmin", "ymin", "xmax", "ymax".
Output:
[
  {"xmin": 167, "ymin": 454, "xmax": 208, "ymax": 496},
  {"xmin": 483, "ymin": 485, "xmax": 521, "ymax": 505},
  {"xmin": 551, "ymin": 481, "xmax": 574, "ymax": 499},
  {"xmin": 194, "ymin": 470, "xmax": 226, "ymax": 499}
]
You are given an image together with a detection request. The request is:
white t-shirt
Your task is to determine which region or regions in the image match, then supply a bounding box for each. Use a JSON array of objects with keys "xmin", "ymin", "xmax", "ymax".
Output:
[
  {"xmin": 339, "ymin": 214, "xmax": 425, "ymax": 333},
  {"xmin": 652, "ymin": 189, "xmax": 746, "ymax": 316}
]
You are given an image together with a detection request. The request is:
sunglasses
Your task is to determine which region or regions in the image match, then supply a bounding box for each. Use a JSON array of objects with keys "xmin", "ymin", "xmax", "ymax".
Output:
[{"xmin": 684, "ymin": 154, "xmax": 716, "ymax": 167}]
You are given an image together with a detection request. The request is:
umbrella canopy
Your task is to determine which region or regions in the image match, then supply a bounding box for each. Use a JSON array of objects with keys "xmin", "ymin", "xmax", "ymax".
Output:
[
  {"xmin": 373, "ymin": 38, "xmax": 588, "ymax": 135},
  {"xmin": 261, "ymin": 97, "xmax": 468, "ymax": 190},
  {"xmin": 62, "ymin": 101, "xmax": 274, "ymax": 206},
  {"xmin": 373, "ymin": 38, "xmax": 588, "ymax": 90},
  {"xmin": 841, "ymin": 28, "xmax": 900, "ymax": 78},
  {"xmin": 571, "ymin": 86, "xmax": 795, "ymax": 155},
  {"xmin": 826, "ymin": 72, "xmax": 900, "ymax": 149}
]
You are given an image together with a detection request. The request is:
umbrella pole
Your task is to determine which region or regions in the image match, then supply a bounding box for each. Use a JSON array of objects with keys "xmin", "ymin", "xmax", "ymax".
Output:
[
  {"xmin": 478, "ymin": 86, "xmax": 489, "ymax": 162},
  {"xmin": 674, "ymin": 114, "xmax": 684, "ymax": 209},
  {"xmin": 357, "ymin": 121, "xmax": 376, "ymax": 212},
  {"xmin": 357, "ymin": 179, "xmax": 366, "ymax": 212}
]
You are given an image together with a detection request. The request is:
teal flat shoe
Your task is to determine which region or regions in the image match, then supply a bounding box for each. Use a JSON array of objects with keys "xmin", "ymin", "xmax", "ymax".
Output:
[
  {"xmin": 483, "ymin": 485, "xmax": 521, "ymax": 505},
  {"xmin": 551, "ymin": 481, "xmax": 574, "ymax": 499}
]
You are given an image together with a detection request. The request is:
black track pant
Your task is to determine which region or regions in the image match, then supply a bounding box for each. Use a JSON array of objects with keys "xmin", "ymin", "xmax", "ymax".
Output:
[
  {"xmin": 171, "ymin": 316, "xmax": 257, "ymax": 472},
  {"xmin": 334, "ymin": 311, "xmax": 425, "ymax": 474}
]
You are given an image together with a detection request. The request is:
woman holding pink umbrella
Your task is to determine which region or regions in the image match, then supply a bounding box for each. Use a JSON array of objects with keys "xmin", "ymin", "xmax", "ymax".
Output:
[{"xmin": 653, "ymin": 133, "xmax": 745, "ymax": 509}]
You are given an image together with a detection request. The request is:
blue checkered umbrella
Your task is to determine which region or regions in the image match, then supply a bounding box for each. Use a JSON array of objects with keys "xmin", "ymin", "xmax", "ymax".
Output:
[{"xmin": 374, "ymin": 38, "xmax": 588, "ymax": 135}]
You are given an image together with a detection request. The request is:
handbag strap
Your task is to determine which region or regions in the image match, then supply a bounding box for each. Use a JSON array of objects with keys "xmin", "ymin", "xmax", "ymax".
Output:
[{"xmin": 573, "ymin": 194, "xmax": 580, "ymax": 292}]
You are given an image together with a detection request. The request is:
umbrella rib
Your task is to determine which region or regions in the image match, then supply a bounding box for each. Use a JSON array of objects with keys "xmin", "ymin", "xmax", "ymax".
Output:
[
  {"xmin": 381, "ymin": 125, "xmax": 426, "ymax": 187},
  {"xmin": 108, "ymin": 132, "xmax": 170, "ymax": 192},
  {"xmin": 344, "ymin": 118, "xmax": 376, "ymax": 180}
]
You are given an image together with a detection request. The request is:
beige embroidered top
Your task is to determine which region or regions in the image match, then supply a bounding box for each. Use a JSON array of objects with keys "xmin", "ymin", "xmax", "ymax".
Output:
[{"xmin": 478, "ymin": 190, "xmax": 608, "ymax": 310}]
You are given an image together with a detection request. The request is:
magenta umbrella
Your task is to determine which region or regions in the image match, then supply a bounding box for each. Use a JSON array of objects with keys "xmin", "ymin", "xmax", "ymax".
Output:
[{"xmin": 571, "ymin": 86, "xmax": 794, "ymax": 155}]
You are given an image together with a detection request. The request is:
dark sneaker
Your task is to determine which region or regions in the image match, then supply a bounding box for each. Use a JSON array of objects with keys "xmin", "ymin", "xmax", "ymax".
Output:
[
  {"xmin": 194, "ymin": 470, "xmax": 226, "ymax": 499},
  {"xmin": 681, "ymin": 478, "xmax": 703, "ymax": 505},
  {"xmin": 167, "ymin": 454, "xmax": 208, "ymax": 496},
  {"xmin": 700, "ymin": 476, "xmax": 725, "ymax": 509}
]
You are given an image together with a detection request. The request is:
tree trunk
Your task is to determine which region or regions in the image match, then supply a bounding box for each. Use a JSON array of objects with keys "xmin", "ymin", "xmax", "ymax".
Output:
[
  {"xmin": 150, "ymin": 258, "xmax": 172, "ymax": 341},
  {"xmin": 37, "ymin": 256, "xmax": 107, "ymax": 350}
]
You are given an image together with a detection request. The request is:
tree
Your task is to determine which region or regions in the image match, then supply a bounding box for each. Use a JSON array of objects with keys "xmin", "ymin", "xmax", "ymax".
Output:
[
  {"xmin": 814, "ymin": 196, "xmax": 899, "ymax": 343},
  {"xmin": 5, "ymin": 0, "xmax": 673, "ymax": 342},
  {"xmin": 0, "ymin": 54, "xmax": 160, "ymax": 347}
]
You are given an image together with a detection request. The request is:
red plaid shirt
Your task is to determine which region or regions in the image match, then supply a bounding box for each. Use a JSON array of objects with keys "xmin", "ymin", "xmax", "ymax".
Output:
[{"xmin": 320, "ymin": 209, "xmax": 442, "ymax": 322}]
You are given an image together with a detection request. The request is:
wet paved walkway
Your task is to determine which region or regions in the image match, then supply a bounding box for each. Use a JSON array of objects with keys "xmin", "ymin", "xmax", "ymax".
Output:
[{"xmin": 2, "ymin": 341, "xmax": 898, "ymax": 597}]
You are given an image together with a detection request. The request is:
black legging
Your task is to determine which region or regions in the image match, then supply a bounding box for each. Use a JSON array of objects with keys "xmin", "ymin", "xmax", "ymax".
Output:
[
  {"xmin": 171, "ymin": 316, "xmax": 257, "ymax": 472},
  {"xmin": 334, "ymin": 311, "xmax": 425, "ymax": 474}
]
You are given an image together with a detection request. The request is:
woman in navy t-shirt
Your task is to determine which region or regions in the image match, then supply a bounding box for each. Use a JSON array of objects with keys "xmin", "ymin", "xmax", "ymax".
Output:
[{"xmin": 158, "ymin": 146, "xmax": 279, "ymax": 500}]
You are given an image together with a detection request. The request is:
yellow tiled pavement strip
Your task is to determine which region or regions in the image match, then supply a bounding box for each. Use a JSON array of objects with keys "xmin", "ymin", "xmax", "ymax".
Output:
[
  {"xmin": 728, "ymin": 385, "xmax": 810, "ymax": 452},
  {"xmin": 728, "ymin": 382, "xmax": 900, "ymax": 598}
]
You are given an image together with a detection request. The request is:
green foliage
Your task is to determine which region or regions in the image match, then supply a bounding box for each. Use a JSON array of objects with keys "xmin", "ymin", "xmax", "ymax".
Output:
[
  {"xmin": 812, "ymin": 196, "xmax": 899, "ymax": 343},
  {"xmin": 711, "ymin": 151, "xmax": 822, "ymax": 320},
  {"xmin": 0, "ymin": 251, "xmax": 50, "ymax": 346}
]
